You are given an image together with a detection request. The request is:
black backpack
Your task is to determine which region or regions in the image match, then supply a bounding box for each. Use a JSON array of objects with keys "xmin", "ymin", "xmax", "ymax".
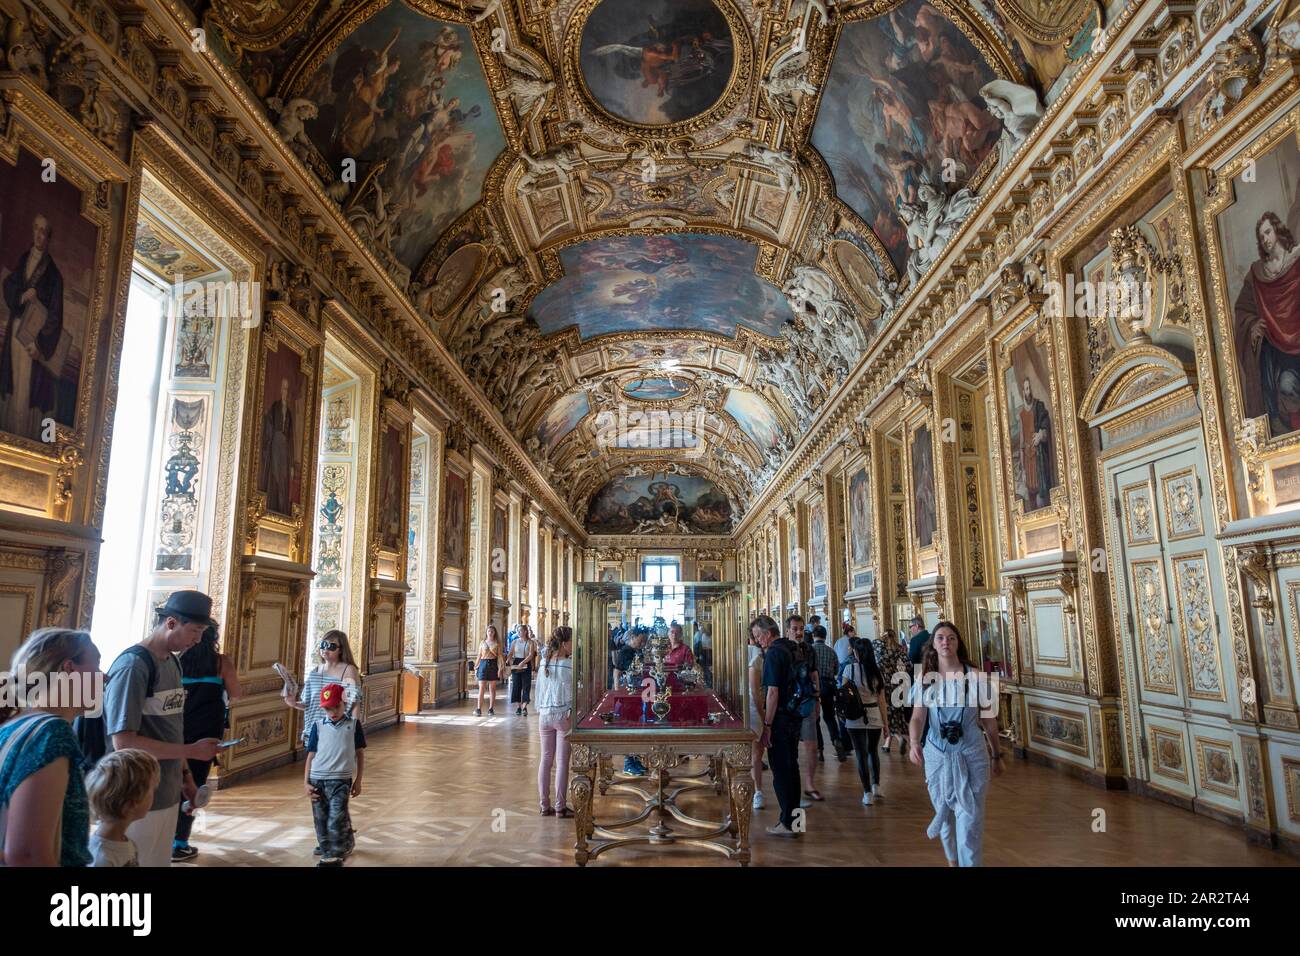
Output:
[
  {"xmin": 73, "ymin": 645, "xmax": 158, "ymax": 769},
  {"xmin": 783, "ymin": 642, "xmax": 817, "ymax": 719},
  {"xmin": 834, "ymin": 660, "xmax": 866, "ymax": 722}
]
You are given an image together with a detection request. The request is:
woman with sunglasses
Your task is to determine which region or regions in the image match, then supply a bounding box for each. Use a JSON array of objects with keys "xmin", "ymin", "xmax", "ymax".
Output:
[
  {"xmin": 907, "ymin": 621, "xmax": 1002, "ymax": 866},
  {"xmin": 284, "ymin": 630, "xmax": 362, "ymax": 746}
]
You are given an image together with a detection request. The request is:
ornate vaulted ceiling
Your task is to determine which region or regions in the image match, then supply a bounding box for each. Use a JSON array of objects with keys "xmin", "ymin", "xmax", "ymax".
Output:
[{"xmin": 207, "ymin": 0, "xmax": 1102, "ymax": 533}]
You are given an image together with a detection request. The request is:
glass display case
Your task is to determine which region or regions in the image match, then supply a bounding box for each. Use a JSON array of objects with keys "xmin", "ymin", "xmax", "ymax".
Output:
[
  {"xmin": 572, "ymin": 580, "xmax": 749, "ymax": 734},
  {"xmin": 567, "ymin": 581, "xmax": 756, "ymax": 866}
]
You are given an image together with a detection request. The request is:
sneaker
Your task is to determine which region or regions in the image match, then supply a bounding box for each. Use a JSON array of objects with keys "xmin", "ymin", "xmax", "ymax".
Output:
[
  {"xmin": 317, "ymin": 857, "xmax": 344, "ymax": 867},
  {"xmin": 862, "ymin": 792, "xmax": 872, "ymax": 806},
  {"xmin": 623, "ymin": 757, "xmax": 647, "ymax": 776},
  {"xmin": 171, "ymin": 844, "xmax": 198, "ymax": 862},
  {"xmin": 872, "ymin": 786, "xmax": 883, "ymax": 801},
  {"xmin": 313, "ymin": 844, "xmax": 322, "ymax": 856},
  {"xmin": 474, "ymin": 708, "xmax": 481, "ymax": 717},
  {"xmin": 765, "ymin": 823, "xmax": 798, "ymax": 838},
  {"xmin": 752, "ymin": 791, "xmax": 765, "ymax": 810},
  {"xmin": 799, "ymin": 797, "xmax": 813, "ymax": 808},
  {"xmin": 488, "ymin": 708, "xmax": 495, "ymax": 716},
  {"xmin": 516, "ymin": 706, "xmax": 522, "ymax": 716}
]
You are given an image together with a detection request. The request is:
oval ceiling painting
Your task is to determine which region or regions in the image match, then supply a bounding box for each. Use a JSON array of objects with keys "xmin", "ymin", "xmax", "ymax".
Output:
[
  {"xmin": 424, "ymin": 242, "xmax": 486, "ymax": 318},
  {"xmin": 578, "ymin": 0, "xmax": 735, "ymax": 126},
  {"xmin": 622, "ymin": 374, "xmax": 691, "ymax": 401},
  {"xmin": 529, "ymin": 234, "xmax": 793, "ymax": 340}
]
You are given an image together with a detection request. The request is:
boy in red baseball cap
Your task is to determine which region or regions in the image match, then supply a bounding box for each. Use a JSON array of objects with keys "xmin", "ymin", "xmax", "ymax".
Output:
[{"xmin": 303, "ymin": 682, "xmax": 366, "ymax": 866}]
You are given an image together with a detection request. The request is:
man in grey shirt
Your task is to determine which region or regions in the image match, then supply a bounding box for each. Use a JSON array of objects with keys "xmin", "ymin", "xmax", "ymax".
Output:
[{"xmin": 105, "ymin": 590, "xmax": 222, "ymax": 866}]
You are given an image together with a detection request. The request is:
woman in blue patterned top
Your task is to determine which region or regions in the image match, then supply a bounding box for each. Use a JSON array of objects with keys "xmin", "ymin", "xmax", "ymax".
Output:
[{"xmin": 0, "ymin": 628, "xmax": 103, "ymax": 866}]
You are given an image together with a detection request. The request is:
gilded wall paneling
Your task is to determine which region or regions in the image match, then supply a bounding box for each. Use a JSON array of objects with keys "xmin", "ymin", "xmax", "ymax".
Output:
[{"xmin": 1043, "ymin": 122, "xmax": 1185, "ymax": 777}]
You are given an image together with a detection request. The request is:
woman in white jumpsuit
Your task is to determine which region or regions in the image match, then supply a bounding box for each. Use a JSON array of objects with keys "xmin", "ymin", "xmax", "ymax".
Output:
[{"xmin": 908, "ymin": 621, "xmax": 1004, "ymax": 866}]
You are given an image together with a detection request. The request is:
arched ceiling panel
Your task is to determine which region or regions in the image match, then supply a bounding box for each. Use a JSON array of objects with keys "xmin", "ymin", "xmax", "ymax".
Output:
[
  {"xmin": 258, "ymin": 1, "xmax": 508, "ymax": 278},
  {"xmin": 587, "ymin": 469, "xmax": 735, "ymax": 535},
  {"xmin": 811, "ymin": 0, "xmax": 1002, "ymax": 271},
  {"xmin": 528, "ymin": 234, "xmax": 794, "ymax": 340}
]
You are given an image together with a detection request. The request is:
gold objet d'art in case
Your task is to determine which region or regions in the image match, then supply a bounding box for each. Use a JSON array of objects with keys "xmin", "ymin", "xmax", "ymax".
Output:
[{"xmin": 567, "ymin": 581, "xmax": 756, "ymax": 865}]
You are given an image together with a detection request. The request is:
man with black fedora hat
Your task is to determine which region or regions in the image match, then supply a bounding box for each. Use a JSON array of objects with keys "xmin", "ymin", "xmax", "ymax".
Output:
[{"xmin": 103, "ymin": 589, "xmax": 223, "ymax": 866}]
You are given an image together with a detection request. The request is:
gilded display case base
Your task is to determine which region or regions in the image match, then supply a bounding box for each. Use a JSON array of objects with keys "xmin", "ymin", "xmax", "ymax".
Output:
[{"xmin": 568, "ymin": 734, "xmax": 754, "ymax": 866}]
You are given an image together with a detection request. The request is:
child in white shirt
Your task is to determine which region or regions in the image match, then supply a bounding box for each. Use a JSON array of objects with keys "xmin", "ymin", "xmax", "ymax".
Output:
[{"xmin": 85, "ymin": 748, "xmax": 160, "ymax": 867}]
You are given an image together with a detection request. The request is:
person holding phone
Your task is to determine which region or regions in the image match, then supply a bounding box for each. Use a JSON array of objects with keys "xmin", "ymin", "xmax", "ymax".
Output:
[{"xmin": 172, "ymin": 623, "xmax": 242, "ymax": 862}]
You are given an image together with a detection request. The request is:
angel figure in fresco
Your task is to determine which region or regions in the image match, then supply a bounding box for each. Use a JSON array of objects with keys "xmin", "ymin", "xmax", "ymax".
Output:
[
  {"xmin": 648, "ymin": 480, "xmax": 683, "ymax": 517},
  {"xmin": 1234, "ymin": 211, "xmax": 1300, "ymax": 435},
  {"xmin": 332, "ymin": 29, "xmax": 402, "ymax": 158}
]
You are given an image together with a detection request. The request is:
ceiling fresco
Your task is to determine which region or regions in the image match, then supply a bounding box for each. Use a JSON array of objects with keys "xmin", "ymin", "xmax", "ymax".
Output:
[
  {"xmin": 216, "ymin": 0, "xmax": 1071, "ymax": 530},
  {"xmin": 528, "ymin": 234, "xmax": 793, "ymax": 340},
  {"xmin": 577, "ymin": 0, "xmax": 736, "ymax": 126},
  {"xmin": 260, "ymin": 1, "xmax": 506, "ymax": 283},
  {"xmin": 586, "ymin": 470, "xmax": 734, "ymax": 534},
  {"xmin": 810, "ymin": 0, "xmax": 1001, "ymax": 271}
]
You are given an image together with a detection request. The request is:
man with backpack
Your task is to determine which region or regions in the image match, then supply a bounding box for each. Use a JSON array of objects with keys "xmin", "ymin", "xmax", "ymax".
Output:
[
  {"xmin": 758, "ymin": 614, "xmax": 818, "ymax": 837},
  {"xmin": 102, "ymin": 591, "xmax": 223, "ymax": 866}
]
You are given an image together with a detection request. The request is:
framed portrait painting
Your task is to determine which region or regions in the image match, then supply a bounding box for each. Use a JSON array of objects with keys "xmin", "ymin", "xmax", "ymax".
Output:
[
  {"xmin": 848, "ymin": 466, "xmax": 873, "ymax": 569},
  {"xmin": 1004, "ymin": 333, "xmax": 1058, "ymax": 514},
  {"xmin": 442, "ymin": 470, "xmax": 467, "ymax": 568},
  {"xmin": 256, "ymin": 340, "xmax": 309, "ymax": 518},
  {"xmin": 1210, "ymin": 131, "xmax": 1300, "ymax": 442},
  {"xmin": 911, "ymin": 424, "xmax": 937, "ymax": 550},
  {"xmin": 0, "ymin": 145, "xmax": 105, "ymax": 447},
  {"xmin": 377, "ymin": 422, "xmax": 406, "ymax": 554}
]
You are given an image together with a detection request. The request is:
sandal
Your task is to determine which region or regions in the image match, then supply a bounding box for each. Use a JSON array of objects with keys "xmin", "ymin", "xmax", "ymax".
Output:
[{"xmin": 804, "ymin": 789, "xmax": 824, "ymax": 802}]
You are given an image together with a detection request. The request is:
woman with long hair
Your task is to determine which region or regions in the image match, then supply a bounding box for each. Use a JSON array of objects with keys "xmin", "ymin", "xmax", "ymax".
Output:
[
  {"xmin": 507, "ymin": 623, "xmax": 536, "ymax": 717},
  {"xmin": 172, "ymin": 625, "xmax": 242, "ymax": 862},
  {"xmin": 873, "ymin": 628, "xmax": 909, "ymax": 752},
  {"xmin": 475, "ymin": 624, "xmax": 503, "ymax": 717},
  {"xmin": 0, "ymin": 628, "xmax": 102, "ymax": 866},
  {"xmin": 285, "ymin": 629, "xmax": 362, "ymax": 744},
  {"xmin": 534, "ymin": 626, "xmax": 574, "ymax": 817},
  {"xmin": 841, "ymin": 637, "xmax": 890, "ymax": 805},
  {"xmin": 747, "ymin": 616, "xmax": 778, "ymax": 810},
  {"xmin": 908, "ymin": 621, "xmax": 1003, "ymax": 866}
]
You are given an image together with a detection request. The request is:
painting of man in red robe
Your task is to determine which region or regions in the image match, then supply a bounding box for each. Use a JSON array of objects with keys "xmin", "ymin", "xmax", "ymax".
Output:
[{"xmin": 1233, "ymin": 211, "xmax": 1300, "ymax": 436}]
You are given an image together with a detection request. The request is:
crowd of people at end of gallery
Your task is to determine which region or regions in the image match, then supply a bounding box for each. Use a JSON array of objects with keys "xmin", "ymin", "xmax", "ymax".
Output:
[{"xmin": 0, "ymin": 588, "xmax": 372, "ymax": 869}]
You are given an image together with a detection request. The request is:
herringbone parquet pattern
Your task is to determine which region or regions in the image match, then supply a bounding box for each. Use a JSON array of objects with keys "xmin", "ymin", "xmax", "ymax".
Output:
[{"xmin": 187, "ymin": 691, "xmax": 1293, "ymax": 867}]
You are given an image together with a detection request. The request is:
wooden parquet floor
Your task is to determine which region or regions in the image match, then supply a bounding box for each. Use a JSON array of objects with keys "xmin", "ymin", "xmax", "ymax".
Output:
[{"xmin": 189, "ymin": 691, "xmax": 1295, "ymax": 867}]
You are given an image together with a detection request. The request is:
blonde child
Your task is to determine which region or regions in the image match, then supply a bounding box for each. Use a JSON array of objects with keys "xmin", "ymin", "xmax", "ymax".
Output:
[{"xmin": 85, "ymin": 749, "xmax": 161, "ymax": 867}]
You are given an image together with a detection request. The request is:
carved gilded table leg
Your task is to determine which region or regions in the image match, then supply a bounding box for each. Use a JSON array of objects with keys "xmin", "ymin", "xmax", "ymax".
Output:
[
  {"xmin": 724, "ymin": 742, "xmax": 755, "ymax": 865},
  {"xmin": 569, "ymin": 743, "xmax": 596, "ymax": 866}
]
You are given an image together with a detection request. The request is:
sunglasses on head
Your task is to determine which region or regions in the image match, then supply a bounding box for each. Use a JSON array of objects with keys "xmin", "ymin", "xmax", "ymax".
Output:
[{"xmin": 319, "ymin": 641, "xmax": 340, "ymax": 651}]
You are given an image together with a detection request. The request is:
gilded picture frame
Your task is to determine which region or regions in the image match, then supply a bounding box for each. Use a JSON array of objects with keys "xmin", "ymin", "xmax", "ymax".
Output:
[
  {"xmin": 246, "ymin": 302, "xmax": 321, "ymax": 564},
  {"xmin": 1199, "ymin": 102, "xmax": 1300, "ymax": 511},
  {"xmin": 0, "ymin": 78, "xmax": 130, "ymax": 522}
]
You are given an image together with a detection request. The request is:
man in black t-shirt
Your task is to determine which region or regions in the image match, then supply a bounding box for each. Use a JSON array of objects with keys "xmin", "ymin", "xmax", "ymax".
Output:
[{"xmin": 758, "ymin": 614, "xmax": 806, "ymax": 836}]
